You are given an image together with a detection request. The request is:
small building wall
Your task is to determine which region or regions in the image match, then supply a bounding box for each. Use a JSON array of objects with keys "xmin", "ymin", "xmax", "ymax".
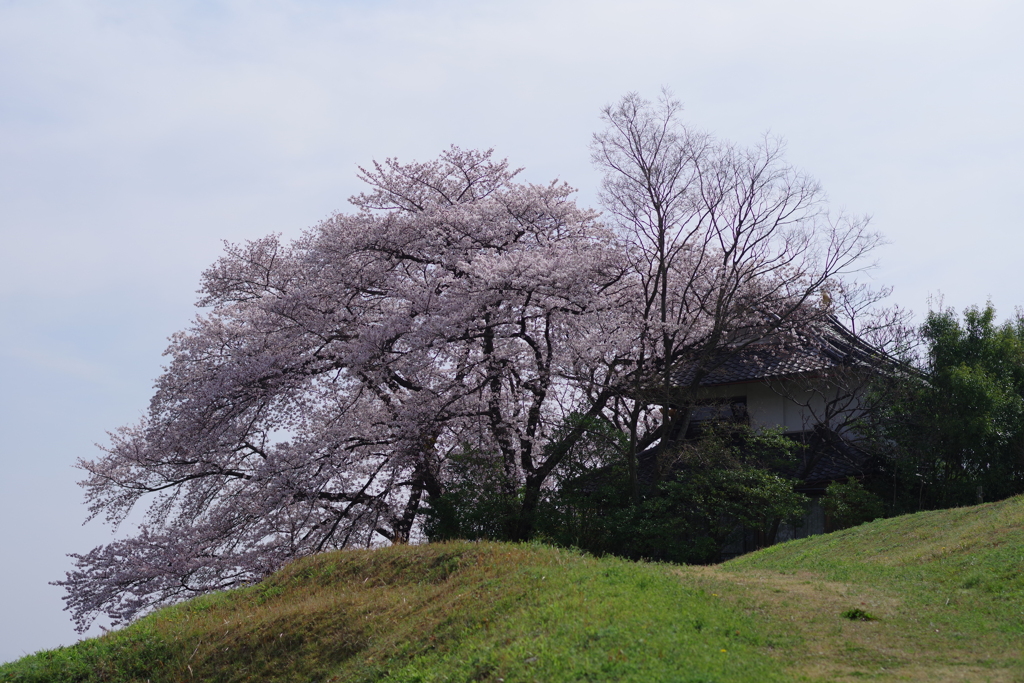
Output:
[
  {"xmin": 689, "ymin": 375, "xmax": 863, "ymax": 558},
  {"xmin": 694, "ymin": 379, "xmax": 831, "ymax": 434}
]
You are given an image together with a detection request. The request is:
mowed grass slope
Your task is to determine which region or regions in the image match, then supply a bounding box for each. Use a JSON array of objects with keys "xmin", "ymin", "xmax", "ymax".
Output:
[
  {"xmin": 3, "ymin": 496, "xmax": 1023, "ymax": 683},
  {"xmin": 1, "ymin": 543, "xmax": 790, "ymax": 683},
  {"xmin": 706, "ymin": 494, "xmax": 1024, "ymax": 681}
]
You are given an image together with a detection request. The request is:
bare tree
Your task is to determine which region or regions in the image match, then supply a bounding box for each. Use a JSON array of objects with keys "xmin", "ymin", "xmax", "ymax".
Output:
[
  {"xmin": 591, "ymin": 91, "xmax": 885, "ymax": 498},
  {"xmin": 761, "ymin": 284, "xmax": 917, "ymax": 486}
]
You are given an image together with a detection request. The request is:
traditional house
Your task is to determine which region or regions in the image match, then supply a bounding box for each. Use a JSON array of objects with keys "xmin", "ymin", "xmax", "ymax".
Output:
[{"xmin": 662, "ymin": 316, "xmax": 890, "ymax": 555}]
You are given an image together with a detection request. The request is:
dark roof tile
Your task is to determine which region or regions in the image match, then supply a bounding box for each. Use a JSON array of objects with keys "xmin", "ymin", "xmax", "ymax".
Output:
[{"xmin": 672, "ymin": 316, "xmax": 884, "ymax": 387}]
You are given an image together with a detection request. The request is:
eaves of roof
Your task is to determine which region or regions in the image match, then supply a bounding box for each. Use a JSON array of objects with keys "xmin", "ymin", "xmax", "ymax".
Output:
[{"xmin": 671, "ymin": 315, "xmax": 893, "ymax": 388}]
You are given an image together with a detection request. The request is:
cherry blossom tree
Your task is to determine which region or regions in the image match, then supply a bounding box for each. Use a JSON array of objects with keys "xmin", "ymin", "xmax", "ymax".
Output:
[
  {"xmin": 57, "ymin": 148, "xmax": 625, "ymax": 632},
  {"xmin": 58, "ymin": 98, "xmax": 888, "ymax": 632}
]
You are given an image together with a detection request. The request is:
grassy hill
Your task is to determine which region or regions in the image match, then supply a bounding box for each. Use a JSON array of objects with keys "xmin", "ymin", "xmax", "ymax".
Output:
[
  {"xmin": 707, "ymin": 496, "xmax": 1024, "ymax": 681},
  {"xmin": 4, "ymin": 496, "xmax": 1023, "ymax": 683}
]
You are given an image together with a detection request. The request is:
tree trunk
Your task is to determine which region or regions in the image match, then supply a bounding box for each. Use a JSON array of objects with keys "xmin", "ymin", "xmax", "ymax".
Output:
[
  {"xmin": 514, "ymin": 476, "xmax": 543, "ymax": 541},
  {"xmin": 626, "ymin": 404, "xmax": 642, "ymax": 506}
]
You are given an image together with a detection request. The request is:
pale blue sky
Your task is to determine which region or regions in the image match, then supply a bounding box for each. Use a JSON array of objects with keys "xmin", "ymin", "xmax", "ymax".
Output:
[{"xmin": 2, "ymin": 0, "xmax": 1022, "ymax": 663}]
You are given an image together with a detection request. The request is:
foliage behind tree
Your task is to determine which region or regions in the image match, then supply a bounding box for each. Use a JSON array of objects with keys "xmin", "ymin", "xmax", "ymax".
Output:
[{"xmin": 535, "ymin": 422, "xmax": 807, "ymax": 564}]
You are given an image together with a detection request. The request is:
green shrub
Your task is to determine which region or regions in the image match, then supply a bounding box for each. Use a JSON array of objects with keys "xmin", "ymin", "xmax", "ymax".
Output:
[
  {"xmin": 421, "ymin": 447, "xmax": 522, "ymax": 542},
  {"xmin": 423, "ymin": 421, "xmax": 809, "ymax": 563},
  {"xmin": 822, "ymin": 476, "xmax": 885, "ymax": 530},
  {"xmin": 539, "ymin": 424, "xmax": 808, "ymax": 563}
]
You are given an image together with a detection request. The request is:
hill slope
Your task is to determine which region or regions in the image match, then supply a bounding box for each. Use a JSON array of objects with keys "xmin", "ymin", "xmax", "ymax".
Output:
[
  {"xmin": 1, "ymin": 543, "xmax": 790, "ymax": 683},
  {"xmin": 710, "ymin": 495, "xmax": 1024, "ymax": 681},
  {"xmin": 3, "ymin": 496, "xmax": 1023, "ymax": 682}
]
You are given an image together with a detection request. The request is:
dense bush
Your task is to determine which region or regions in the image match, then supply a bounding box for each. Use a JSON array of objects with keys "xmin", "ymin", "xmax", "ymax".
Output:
[
  {"xmin": 427, "ymin": 419, "xmax": 809, "ymax": 564},
  {"xmin": 539, "ymin": 425, "xmax": 808, "ymax": 563},
  {"xmin": 822, "ymin": 477, "xmax": 885, "ymax": 530},
  {"xmin": 421, "ymin": 448, "xmax": 523, "ymax": 543}
]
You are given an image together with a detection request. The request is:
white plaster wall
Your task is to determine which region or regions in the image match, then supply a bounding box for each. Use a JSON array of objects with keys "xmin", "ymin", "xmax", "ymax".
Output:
[{"xmin": 695, "ymin": 379, "xmax": 842, "ymax": 433}]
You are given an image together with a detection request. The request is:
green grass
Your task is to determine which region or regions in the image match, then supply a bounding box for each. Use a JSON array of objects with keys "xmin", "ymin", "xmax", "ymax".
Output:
[
  {"xmin": 732, "ymin": 495, "xmax": 1024, "ymax": 646},
  {"xmin": 5, "ymin": 496, "xmax": 1024, "ymax": 682},
  {"xmin": 706, "ymin": 495, "xmax": 1024, "ymax": 681},
  {"xmin": 1, "ymin": 543, "xmax": 789, "ymax": 683}
]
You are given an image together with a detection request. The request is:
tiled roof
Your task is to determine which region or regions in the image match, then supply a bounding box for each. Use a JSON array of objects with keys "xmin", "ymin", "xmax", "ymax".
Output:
[{"xmin": 672, "ymin": 316, "xmax": 884, "ymax": 387}]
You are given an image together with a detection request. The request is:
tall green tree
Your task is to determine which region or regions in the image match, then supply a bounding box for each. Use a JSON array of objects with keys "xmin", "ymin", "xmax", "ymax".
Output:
[{"xmin": 871, "ymin": 304, "xmax": 1024, "ymax": 510}]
